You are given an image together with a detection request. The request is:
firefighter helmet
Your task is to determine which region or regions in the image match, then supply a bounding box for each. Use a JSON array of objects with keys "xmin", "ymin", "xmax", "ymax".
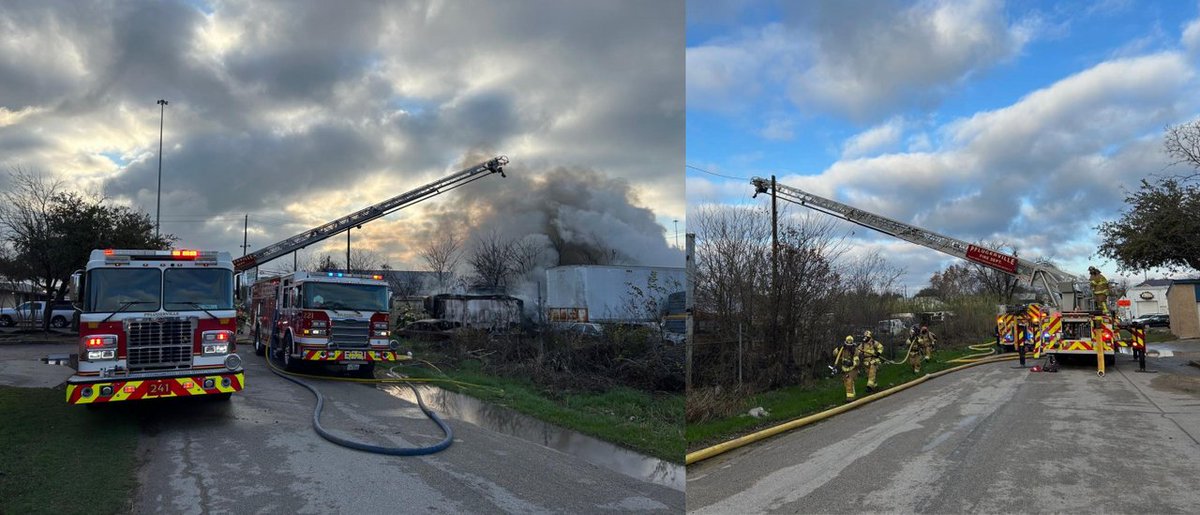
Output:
[
  {"xmin": 845, "ymin": 335, "xmax": 855, "ymax": 344},
  {"xmin": 863, "ymin": 330, "xmax": 873, "ymax": 339},
  {"xmin": 1088, "ymin": 266, "xmax": 1100, "ymax": 275}
]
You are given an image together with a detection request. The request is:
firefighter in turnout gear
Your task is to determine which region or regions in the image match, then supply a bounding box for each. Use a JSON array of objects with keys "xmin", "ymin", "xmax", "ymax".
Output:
[
  {"xmin": 834, "ymin": 335, "xmax": 860, "ymax": 403},
  {"xmin": 907, "ymin": 326, "xmax": 923, "ymax": 373},
  {"xmin": 918, "ymin": 325, "xmax": 937, "ymax": 362},
  {"xmin": 859, "ymin": 330, "xmax": 884, "ymax": 392},
  {"xmin": 1089, "ymin": 266, "xmax": 1110, "ymax": 314}
]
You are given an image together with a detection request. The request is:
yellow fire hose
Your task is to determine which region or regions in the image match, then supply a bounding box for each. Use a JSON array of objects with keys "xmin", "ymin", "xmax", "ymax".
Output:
[{"xmin": 686, "ymin": 344, "xmax": 1018, "ymax": 465}]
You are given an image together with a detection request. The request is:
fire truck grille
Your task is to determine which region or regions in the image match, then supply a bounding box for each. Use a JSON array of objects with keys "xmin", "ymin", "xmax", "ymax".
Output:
[
  {"xmin": 126, "ymin": 319, "xmax": 195, "ymax": 371},
  {"xmin": 330, "ymin": 319, "xmax": 370, "ymax": 348}
]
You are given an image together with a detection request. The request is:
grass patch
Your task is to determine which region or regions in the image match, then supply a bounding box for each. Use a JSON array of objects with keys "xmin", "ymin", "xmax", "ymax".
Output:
[
  {"xmin": 0, "ymin": 386, "xmax": 139, "ymax": 515},
  {"xmin": 1144, "ymin": 330, "xmax": 1178, "ymax": 343},
  {"xmin": 388, "ymin": 359, "xmax": 684, "ymax": 463},
  {"xmin": 686, "ymin": 346, "xmax": 989, "ymax": 451}
]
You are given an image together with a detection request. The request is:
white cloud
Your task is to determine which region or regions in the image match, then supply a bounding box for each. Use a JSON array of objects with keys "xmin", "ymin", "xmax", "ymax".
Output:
[
  {"xmin": 789, "ymin": 0, "xmax": 1031, "ymax": 121},
  {"xmin": 842, "ymin": 117, "xmax": 905, "ymax": 159},
  {"xmin": 771, "ymin": 50, "xmax": 1199, "ymax": 288},
  {"xmin": 760, "ymin": 116, "xmax": 794, "ymax": 141},
  {"xmin": 1183, "ymin": 16, "xmax": 1200, "ymax": 55}
]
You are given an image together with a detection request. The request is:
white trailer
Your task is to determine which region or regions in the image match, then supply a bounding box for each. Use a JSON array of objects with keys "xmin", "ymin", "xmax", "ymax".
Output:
[{"xmin": 545, "ymin": 265, "xmax": 685, "ymax": 323}]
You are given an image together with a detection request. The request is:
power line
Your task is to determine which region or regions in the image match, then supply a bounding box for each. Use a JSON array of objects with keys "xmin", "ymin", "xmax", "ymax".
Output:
[{"xmin": 686, "ymin": 164, "xmax": 748, "ymax": 181}]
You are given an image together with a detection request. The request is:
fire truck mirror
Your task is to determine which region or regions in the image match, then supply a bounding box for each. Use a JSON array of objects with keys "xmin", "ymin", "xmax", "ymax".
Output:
[{"xmin": 69, "ymin": 270, "xmax": 84, "ymax": 310}]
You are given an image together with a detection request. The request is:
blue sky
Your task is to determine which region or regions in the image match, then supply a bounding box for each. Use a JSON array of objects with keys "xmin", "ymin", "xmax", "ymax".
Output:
[{"xmin": 687, "ymin": 0, "xmax": 1200, "ymax": 291}]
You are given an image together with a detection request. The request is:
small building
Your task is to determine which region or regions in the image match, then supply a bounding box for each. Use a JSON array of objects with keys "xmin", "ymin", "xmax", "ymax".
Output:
[
  {"xmin": 1121, "ymin": 279, "xmax": 1171, "ymax": 318},
  {"xmin": 1166, "ymin": 279, "xmax": 1200, "ymax": 339},
  {"xmin": 0, "ymin": 281, "xmax": 46, "ymax": 310}
]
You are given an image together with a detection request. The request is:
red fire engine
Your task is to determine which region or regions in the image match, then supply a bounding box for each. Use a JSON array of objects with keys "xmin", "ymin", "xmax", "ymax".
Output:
[
  {"xmin": 250, "ymin": 271, "xmax": 400, "ymax": 375},
  {"xmin": 65, "ymin": 249, "xmax": 244, "ymax": 404}
]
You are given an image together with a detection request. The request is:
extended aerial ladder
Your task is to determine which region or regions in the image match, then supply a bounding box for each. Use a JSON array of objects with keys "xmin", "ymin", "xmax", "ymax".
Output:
[
  {"xmin": 749, "ymin": 177, "xmax": 1086, "ymax": 310},
  {"xmin": 233, "ymin": 156, "xmax": 508, "ymax": 272}
]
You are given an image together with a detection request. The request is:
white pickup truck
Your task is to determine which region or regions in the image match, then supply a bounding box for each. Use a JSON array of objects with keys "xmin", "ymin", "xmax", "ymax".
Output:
[{"xmin": 0, "ymin": 300, "xmax": 76, "ymax": 328}]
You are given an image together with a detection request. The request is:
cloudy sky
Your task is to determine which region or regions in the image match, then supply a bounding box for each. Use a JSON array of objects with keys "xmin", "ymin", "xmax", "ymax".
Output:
[
  {"xmin": 0, "ymin": 0, "xmax": 684, "ymax": 271},
  {"xmin": 687, "ymin": 0, "xmax": 1200, "ymax": 291}
]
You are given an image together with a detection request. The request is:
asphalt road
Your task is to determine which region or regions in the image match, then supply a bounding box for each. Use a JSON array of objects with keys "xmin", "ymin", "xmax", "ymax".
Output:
[
  {"xmin": 0, "ymin": 342, "xmax": 683, "ymax": 514},
  {"xmin": 687, "ymin": 343, "xmax": 1200, "ymax": 514}
]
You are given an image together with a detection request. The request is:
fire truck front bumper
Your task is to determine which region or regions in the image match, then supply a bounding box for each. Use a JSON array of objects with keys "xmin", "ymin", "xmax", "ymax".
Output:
[
  {"xmin": 300, "ymin": 349, "xmax": 410, "ymax": 364},
  {"xmin": 66, "ymin": 370, "xmax": 245, "ymax": 405}
]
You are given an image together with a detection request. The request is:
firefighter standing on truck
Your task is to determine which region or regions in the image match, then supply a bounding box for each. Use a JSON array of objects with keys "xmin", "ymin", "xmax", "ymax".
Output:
[
  {"xmin": 834, "ymin": 336, "xmax": 860, "ymax": 403},
  {"xmin": 859, "ymin": 330, "xmax": 884, "ymax": 392},
  {"xmin": 1089, "ymin": 266, "xmax": 1110, "ymax": 314}
]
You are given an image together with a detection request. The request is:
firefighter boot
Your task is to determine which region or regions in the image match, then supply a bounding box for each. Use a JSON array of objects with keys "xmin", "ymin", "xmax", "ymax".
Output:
[{"xmin": 842, "ymin": 370, "xmax": 857, "ymax": 403}]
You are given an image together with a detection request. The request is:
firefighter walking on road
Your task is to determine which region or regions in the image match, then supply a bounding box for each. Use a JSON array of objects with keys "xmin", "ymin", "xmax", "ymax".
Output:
[
  {"xmin": 918, "ymin": 325, "xmax": 937, "ymax": 362},
  {"xmin": 834, "ymin": 335, "xmax": 860, "ymax": 403},
  {"xmin": 1089, "ymin": 266, "xmax": 1110, "ymax": 314},
  {"xmin": 860, "ymin": 330, "xmax": 884, "ymax": 392}
]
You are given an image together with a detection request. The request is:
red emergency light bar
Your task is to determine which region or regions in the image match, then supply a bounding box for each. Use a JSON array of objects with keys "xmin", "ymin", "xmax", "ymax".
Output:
[{"xmin": 172, "ymin": 250, "xmax": 199, "ymax": 258}]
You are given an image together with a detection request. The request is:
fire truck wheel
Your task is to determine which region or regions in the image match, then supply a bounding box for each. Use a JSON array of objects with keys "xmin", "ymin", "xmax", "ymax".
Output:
[
  {"xmin": 0, "ymin": 315, "xmax": 12, "ymax": 327},
  {"xmin": 253, "ymin": 326, "xmax": 265, "ymax": 356},
  {"xmin": 282, "ymin": 334, "xmax": 299, "ymax": 371},
  {"xmin": 1105, "ymin": 354, "xmax": 1115, "ymax": 367},
  {"xmin": 51, "ymin": 315, "xmax": 68, "ymax": 328}
]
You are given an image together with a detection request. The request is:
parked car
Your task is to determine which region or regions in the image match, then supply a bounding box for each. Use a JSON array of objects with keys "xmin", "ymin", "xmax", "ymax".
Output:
[
  {"xmin": 552, "ymin": 322, "xmax": 604, "ymax": 339},
  {"xmin": 0, "ymin": 301, "xmax": 76, "ymax": 328},
  {"xmin": 1129, "ymin": 313, "xmax": 1170, "ymax": 328},
  {"xmin": 398, "ymin": 319, "xmax": 462, "ymax": 340}
]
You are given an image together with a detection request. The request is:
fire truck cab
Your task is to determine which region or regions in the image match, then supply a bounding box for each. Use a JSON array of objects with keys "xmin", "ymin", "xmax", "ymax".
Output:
[
  {"xmin": 66, "ymin": 249, "xmax": 244, "ymax": 405},
  {"xmin": 250, "ymin": 271, "xmax": 401, "ymax": 375}
]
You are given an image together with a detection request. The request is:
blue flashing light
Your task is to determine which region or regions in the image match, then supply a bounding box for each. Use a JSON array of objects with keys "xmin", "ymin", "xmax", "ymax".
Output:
[
  {"xmin": 337, "ymin": 273, "xmax": 344, "ymax": 277},
  {"xmin": 1004, "ymin": 334, "xmax": 1013, "ymax": 342},
  {"xmin": 327, "ymin": 272, "xmax": 333, "ymax": 277}
]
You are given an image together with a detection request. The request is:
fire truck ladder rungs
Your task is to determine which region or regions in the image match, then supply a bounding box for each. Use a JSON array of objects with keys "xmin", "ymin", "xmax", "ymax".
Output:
[
  {"xmin": 750, "ymin": 177, "xmax": 1082, "ymax": 310},
  {"xmin": 234, "ymin": 156, "xmax": 509, "ymax": 272}
]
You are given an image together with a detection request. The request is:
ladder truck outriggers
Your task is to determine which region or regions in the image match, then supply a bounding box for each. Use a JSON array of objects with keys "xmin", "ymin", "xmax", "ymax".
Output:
[
  {"xmin": 237, "ymin": 156, "xmax": 508, "ymax": 375},
  {"xmin": 65, "ymin": 249, "xmax": 244, "ymax": 405},
  {"xmin": 750, "ymin": 176, "xmax": 1138, "ymax": 366}
]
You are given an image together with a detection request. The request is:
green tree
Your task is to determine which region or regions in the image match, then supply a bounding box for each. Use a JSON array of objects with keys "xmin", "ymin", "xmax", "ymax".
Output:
[
  {"xmin": 0, "ymin": 170, "xmax": 173, "ymax": 331},
  {"xmin": 1096, "ymin": 178, "xmax": 1200, "ymax": 272}
]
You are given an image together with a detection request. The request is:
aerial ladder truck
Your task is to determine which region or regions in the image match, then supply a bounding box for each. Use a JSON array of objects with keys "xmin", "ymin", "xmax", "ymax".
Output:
[
  {"xmin": 750, "ymin": 176, "xmax": 1138, "ymax": 367},
  {"xmin": 237, "ymin": 156, "xmax": 508, "ymax": 374}
]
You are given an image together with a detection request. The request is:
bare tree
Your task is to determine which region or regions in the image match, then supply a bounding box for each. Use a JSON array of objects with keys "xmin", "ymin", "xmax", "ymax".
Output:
[
  {"xmin": 348, "ymin": 249, "xmax": 382, "ymax": 272},
  {"xmin": 1165, "ymin": 119, "xmax": 1200, "ymax": 181},
  {"xmin": 467, "ymin": 231, "xmax": 514, "ymax": 291},
  {"xmin": 419, "ymin": 230, "xmax": 462, "ymax": 290}
]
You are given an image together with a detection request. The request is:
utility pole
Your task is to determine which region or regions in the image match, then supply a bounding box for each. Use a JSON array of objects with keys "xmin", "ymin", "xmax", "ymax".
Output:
[
  {"xmin": 771, "ymin": 175, "xmax": 778, "ymax": 286},
  {"xmin": 770, "ymin": 175, "xmax": 779, "ymax": 355},
  {"xmin": 686, "ymin": 232, "xmax": 695, "ymax": 391},
  {"xmin": 674, "ymin": 219, "xmax": 679, "ymax": 248},
  {"xmin": 155, "ymin": 99, "xmax": 168, "ymax": 239},
  {"xmin": 346, "ymin": 229, "xmax": 351, "ymax": 272},
  {"xmin": 241, "ymin": 214, "xmax": 249, "ymax": 256}
]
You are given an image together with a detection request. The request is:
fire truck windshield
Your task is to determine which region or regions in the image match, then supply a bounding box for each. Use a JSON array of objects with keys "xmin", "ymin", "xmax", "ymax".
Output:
[
  {"xmin": 87, "ymin": 268, "xmax": 161, "ymax": 312},
  {"xmin": 163, "ymin": 269, "xmax": 234, "ymax": 310},
  {"xmin": 303, "ymin": 282, "xmax": 387, "ymax": 312}
]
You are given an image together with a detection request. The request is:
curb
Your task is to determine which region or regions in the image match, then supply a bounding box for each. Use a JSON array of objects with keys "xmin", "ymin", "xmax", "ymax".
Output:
[{"xmin": 685, "ymin": 353, "xmax": 1019, "ymax": 465}]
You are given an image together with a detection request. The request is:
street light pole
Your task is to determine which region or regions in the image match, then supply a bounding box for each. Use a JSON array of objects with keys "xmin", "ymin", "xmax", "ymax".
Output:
[{"xmin": 155, "ymin": 99, "xmax": 168, "ymax": 239}]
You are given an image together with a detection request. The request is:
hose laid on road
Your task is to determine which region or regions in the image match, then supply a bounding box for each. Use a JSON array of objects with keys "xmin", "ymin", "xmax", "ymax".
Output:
[
  {"xmin": 686, "ymin": 346, "xmax": 1018, "ymax": 465},
  {"xmin": 946, "ymin": 342, "xmax": 1000, "ymax": 364},
  {"xmin": 265, "ymin": 352, "xmax": 454, "ymax": 456}
]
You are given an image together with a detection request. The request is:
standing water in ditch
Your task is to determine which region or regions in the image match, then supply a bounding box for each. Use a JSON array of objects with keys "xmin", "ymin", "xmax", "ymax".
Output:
[{"xmin": 380, "ymin": 380, "xmax": 683, "ymax": 490}]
